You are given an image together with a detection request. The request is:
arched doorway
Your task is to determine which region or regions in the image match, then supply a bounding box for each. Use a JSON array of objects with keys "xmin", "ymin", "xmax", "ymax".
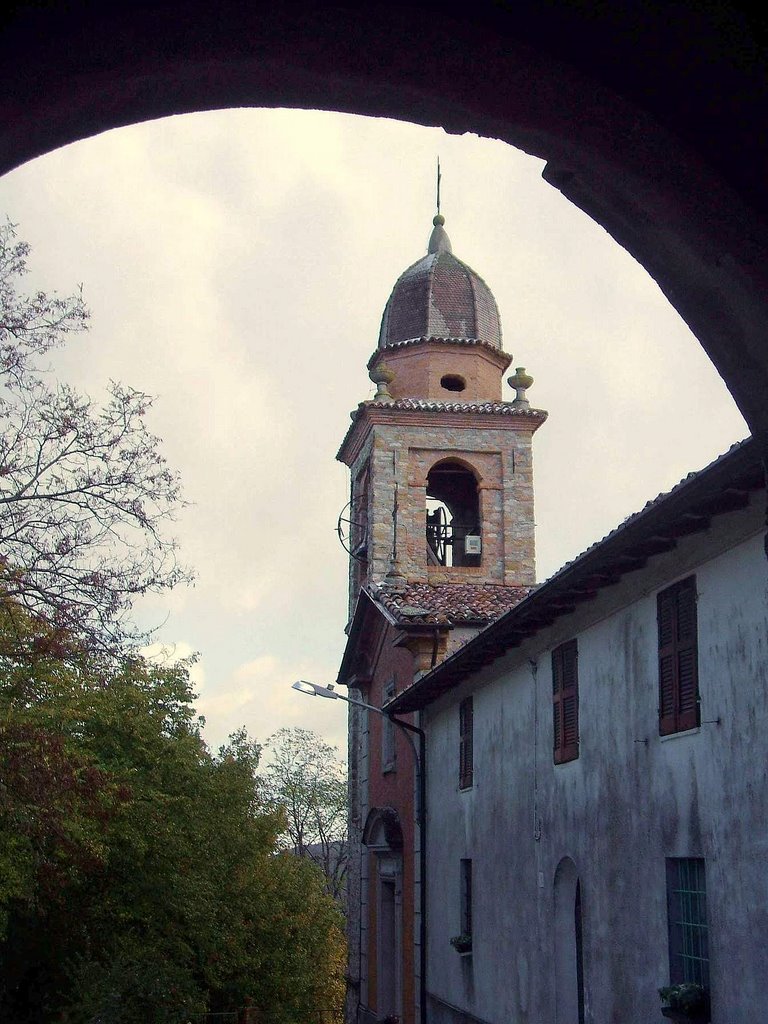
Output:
[
  {"xmin": 554, "ymin": 856, "xmax": 585, "ymax": 1024},
  {"xmin": 363, "ymin": 807, "xmax": 404, "ymax": 1023}
]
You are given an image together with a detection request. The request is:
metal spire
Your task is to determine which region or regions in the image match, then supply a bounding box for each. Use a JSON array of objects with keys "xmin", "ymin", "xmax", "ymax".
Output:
[{"xmin": 428, "ymin": 157, "xmax": 451, "ymax": 253}]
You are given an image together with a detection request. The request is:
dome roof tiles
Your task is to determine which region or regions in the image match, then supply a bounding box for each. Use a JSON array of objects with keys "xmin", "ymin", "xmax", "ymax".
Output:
[{"xmin": 378, "ymin": 222, "xmax": 503, "ymax": 350}]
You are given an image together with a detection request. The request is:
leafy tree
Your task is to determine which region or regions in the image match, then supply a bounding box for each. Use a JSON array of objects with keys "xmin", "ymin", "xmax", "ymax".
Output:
[
  {"xmin": 0, "ymin": 220, "xmax": 189, "ymax": 651},
  {"xmin": 0, "ymin": 608, "xmax": 346, "ymax": 1022},
  {"xmin": 262, "ymin": 727, "xmax": 348, "ymax": 908}
]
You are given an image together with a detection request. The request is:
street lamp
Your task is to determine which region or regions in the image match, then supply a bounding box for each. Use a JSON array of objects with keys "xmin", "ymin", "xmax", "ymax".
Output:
[
  {"xmin": 291, "ymin": 679, "xmax": 424, "ymax": 821},
  {"xmin": 291, "ymin": 677, "xmax": 428, "ymax": 1024}
]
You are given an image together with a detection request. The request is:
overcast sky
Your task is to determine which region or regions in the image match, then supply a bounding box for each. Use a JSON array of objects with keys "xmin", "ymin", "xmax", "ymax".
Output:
[{"xmin": 0, "ymin": 108, "xmax": 747, "ymax": 757}]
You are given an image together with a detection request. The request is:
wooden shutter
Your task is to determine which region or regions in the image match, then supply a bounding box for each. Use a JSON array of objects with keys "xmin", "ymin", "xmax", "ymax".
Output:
[
  {"xmin": 658, "ymin": 577, "xmax": 699, "ymax": 735},
  {"xmin": 459, "ymin": 697, "xmax": 473, "ymax": 789},
  {"xmin": 676, "ymin": 579, "xmax": 699, "ymax": 731},
  {"xmin": 658, "ymin": 588, "xmax": 678, "ymax": 734},
  {"xmin": 553, "ymin": 639, "xmax": 579, "ymax": 763}
]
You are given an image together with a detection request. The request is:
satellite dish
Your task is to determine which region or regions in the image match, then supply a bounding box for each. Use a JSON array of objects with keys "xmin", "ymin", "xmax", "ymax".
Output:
[{"xmin": 336, "ymin": 497, "xmax": 368, "ymax": 561}]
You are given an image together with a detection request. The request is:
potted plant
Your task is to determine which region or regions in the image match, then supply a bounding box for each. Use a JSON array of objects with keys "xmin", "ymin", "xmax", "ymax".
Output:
[
  {"xmin": 450, "ymin": 933, "xmax": 473, "ymax": 954},
  {"xmin": 658, "ymin": 983, "xmax": 710, "ymax": 1022}
]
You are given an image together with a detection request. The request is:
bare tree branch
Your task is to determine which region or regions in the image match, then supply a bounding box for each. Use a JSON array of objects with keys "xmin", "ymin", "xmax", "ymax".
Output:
[
  {"xmin": 262, "ymin": 727, "xmax": 348, "ymax": 908},
  {"xmin": 0, "ymin": 220, "xmax": 191, "ymax": 651}
]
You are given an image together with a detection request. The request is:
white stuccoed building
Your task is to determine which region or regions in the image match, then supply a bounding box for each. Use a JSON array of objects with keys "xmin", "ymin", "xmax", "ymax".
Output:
[{"xmin": 387, "ymin": 437, "xmax": 767, "ymax": 1024}]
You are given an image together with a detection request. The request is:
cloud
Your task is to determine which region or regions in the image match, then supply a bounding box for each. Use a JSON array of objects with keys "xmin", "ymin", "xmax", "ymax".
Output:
[
  {"xmin": 140, "ymin": 640, "xmax": 206, "ymax": 694},
  {"xmin": 197, "ymin": 652, "xmax": 348, "ymax": 755},
  {"xmin": 0, "ymin": 107, "xmax": 746, "ymax": 767}
]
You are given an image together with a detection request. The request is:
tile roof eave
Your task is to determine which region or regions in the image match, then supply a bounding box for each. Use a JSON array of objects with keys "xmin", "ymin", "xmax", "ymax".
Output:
[
  {"xmin": 369, "ymin": 335, "xmax": 509, "ymax": 367},
  {"xmin": 386, "ymin": 436, "xmax": 762, "ymax": 715},
  {"xmin": 336, "ymin": 399, "xmax": 548, "ymax": 462}
]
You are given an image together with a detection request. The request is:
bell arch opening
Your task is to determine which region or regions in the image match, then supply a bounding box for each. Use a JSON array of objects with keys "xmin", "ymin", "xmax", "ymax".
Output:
[{"xmin": 426, "ymin": 459, "xmax": 481, "ymax": 568}]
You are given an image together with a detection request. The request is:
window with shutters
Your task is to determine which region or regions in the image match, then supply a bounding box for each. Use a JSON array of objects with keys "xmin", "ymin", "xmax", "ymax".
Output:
[
  {"xmin": 552, "ymin": 639, "xmax": 579, "ymax": 764},
  {"xmin": 459, "ymin": 696, "xmax": 473, "ymax": 789},
  {"xmin": 658, "ymin": 576, "xmax": 699, "ymax": 735}
]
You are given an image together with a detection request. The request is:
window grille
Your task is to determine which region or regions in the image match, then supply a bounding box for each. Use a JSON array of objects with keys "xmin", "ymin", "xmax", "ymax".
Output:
[
  {"xmin": 666, "ymin": 858, "xmax": 709, "ymax": 987},
  {"xmin": 460, "ymin": 858, "xmax": 473, "ymax": 940}
]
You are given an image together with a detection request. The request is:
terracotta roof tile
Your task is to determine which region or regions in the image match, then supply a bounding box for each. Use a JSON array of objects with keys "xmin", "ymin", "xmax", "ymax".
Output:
[
  {"xmin": 388, "ymin": 437, "xmax": 763, "ymax": 714},
  {"xmin": 367, "ymin": 335, "xmax": 512, "ymax": 371},
  {"xmin": 370, "ymin": 581, "xmax": 532, "ymax": 627}
]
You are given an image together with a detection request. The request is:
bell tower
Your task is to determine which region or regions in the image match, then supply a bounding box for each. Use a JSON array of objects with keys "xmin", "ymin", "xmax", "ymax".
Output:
[{"xmin": 337, "ymin": 213, "xmax": 547, "ymax": 611}]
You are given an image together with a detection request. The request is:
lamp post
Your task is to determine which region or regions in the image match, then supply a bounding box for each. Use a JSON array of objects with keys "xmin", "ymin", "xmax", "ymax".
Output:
[{"xmin": 292, "ymin": 680, "xmax": 428, "ymax": 1024}]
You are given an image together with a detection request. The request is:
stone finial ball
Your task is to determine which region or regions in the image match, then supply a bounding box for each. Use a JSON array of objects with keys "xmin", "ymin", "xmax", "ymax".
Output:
[{"xmin": 433, "ymin": 214, "xmax": 446, "ymax": 226}]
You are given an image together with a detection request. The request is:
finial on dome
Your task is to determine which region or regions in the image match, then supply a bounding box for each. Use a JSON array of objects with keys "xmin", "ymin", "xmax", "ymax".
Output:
[
  {"xmin": 428, "ymin": 157, "xmax": 452, "ymax": 253},
  {"xmin": 428, "ymin": 214, "xmax": 452, "ymax": 254}
]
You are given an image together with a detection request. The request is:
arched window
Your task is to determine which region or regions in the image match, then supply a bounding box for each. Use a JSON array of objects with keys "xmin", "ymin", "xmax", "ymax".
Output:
[{"xmin": 425, "ymin": 460, "xmax": 481, "ymax": 567}]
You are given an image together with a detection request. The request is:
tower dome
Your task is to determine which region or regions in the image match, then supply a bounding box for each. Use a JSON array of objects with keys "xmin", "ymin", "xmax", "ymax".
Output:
[{"xmin": 378, "ymin": 215, "xmax": 503, "ymax": 350}]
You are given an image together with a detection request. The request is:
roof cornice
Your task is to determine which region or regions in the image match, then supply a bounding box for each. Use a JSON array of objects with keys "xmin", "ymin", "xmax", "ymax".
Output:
[
  {"xmin": 368, "ymin": 336, "xmax": 512, "ymax": 372},
  {"xmin": 336, "ymin": 398, "xmax": 548, "ymax": 465},
  {"xmin": 387, "ymin": 437, "xmax": 764, "ymax": 714}
]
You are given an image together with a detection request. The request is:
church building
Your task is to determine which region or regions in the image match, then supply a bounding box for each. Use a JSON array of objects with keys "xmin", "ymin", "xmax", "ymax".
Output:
[{"xmin": 336, "ymin": 213, "xmax": 546, "ymax": 1024}]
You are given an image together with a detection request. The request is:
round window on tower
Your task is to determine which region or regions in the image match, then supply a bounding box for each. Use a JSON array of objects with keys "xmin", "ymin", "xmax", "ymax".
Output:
[{"xmin": 440, "ymin": 374, "xmax": 466, "ymax": 393}]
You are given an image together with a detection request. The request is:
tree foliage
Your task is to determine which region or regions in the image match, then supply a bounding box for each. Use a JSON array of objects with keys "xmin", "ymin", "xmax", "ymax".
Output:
[
  {"xmin": 0, "ymin": 221, "xmax": 190, "ymax": 651},
  {"xmin": 0, "ymin": 606, "xmax": 346, "ymax": 1022},
  {"xmin": 262, "ymin": 727, "xmax": 348, "ymax": 908}
]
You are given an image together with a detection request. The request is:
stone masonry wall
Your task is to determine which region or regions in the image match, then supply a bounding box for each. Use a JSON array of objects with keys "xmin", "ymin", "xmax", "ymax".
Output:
[{"xmin": 351, "ymin": 415, "xmax": 539, "ymax": 587}]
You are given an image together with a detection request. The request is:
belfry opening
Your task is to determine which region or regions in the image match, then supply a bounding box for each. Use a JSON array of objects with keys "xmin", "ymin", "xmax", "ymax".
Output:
[{"xmin": 426, "ymin": 460, "xmax": 481, "ymax": 568}]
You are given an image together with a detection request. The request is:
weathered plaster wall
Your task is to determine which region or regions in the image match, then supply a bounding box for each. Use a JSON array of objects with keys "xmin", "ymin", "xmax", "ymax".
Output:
[{"xmin": 424, "ymin": 499, "xmax": 768, "ymax": 1023}]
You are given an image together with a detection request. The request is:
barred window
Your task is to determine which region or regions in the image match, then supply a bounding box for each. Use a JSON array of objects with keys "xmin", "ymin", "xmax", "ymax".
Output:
[
  {"xmin": 666, "ymin": 858, "xmax": 709, "ymax": 988},
  {"xmin": 460, "ymin": 858, "xmax": 473, "ymax": 943}
]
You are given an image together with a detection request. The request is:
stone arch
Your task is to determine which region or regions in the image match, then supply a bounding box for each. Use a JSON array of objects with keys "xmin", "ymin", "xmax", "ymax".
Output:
[
  {"xmin": 422, "ymin": 454, "xmax": 483, "ymax": 489},
  {"xmin": 554, "ymin": 856, "xmax": 585, "ymax": 1024},
  {"xmin": 1, "ymin": 5, "xmax": 767, "ymax": 440},
  {"xmin": 362, "ymin": 806, "xmax": 404, "ymax": 853},
  {"xmin": 426, "ymin": 458, "xmax": 482, "ymax": 568}
]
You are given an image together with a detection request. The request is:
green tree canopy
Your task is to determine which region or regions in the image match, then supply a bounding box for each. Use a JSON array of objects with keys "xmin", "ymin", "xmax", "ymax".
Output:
[{"xmin": 0, "ymin": 606, "xmax": 346, "ymax": 1022}]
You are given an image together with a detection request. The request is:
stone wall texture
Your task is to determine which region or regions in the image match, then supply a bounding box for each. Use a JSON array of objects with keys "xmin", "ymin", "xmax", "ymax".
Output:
[{"xmin": 348, "ymin": 414, "xmax": 541, "ymax": 590}]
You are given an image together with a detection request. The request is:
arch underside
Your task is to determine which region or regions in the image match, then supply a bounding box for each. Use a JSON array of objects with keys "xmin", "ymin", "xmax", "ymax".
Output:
[{"xmin": 2, "ymin": 2, "xmax": 768, "ymax": 441}]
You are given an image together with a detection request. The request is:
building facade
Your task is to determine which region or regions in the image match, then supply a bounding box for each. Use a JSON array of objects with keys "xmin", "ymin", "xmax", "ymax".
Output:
[
  {"xmin": 389, "ymin": 439, "xmax": 767, "ymax": 1024},
  {"xmin": 337, "ymin": 214, "xmax": 545, "ymax": 1024}
]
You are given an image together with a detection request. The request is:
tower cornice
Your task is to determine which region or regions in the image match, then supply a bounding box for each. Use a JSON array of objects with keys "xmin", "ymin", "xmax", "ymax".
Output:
[
  {"xmin": 336, "ymin": 399, "xmax": 548, "ymax": 467},
  {"xmin": 367, "ymin": 336, "xmax": 513, "ymax": 373}
]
